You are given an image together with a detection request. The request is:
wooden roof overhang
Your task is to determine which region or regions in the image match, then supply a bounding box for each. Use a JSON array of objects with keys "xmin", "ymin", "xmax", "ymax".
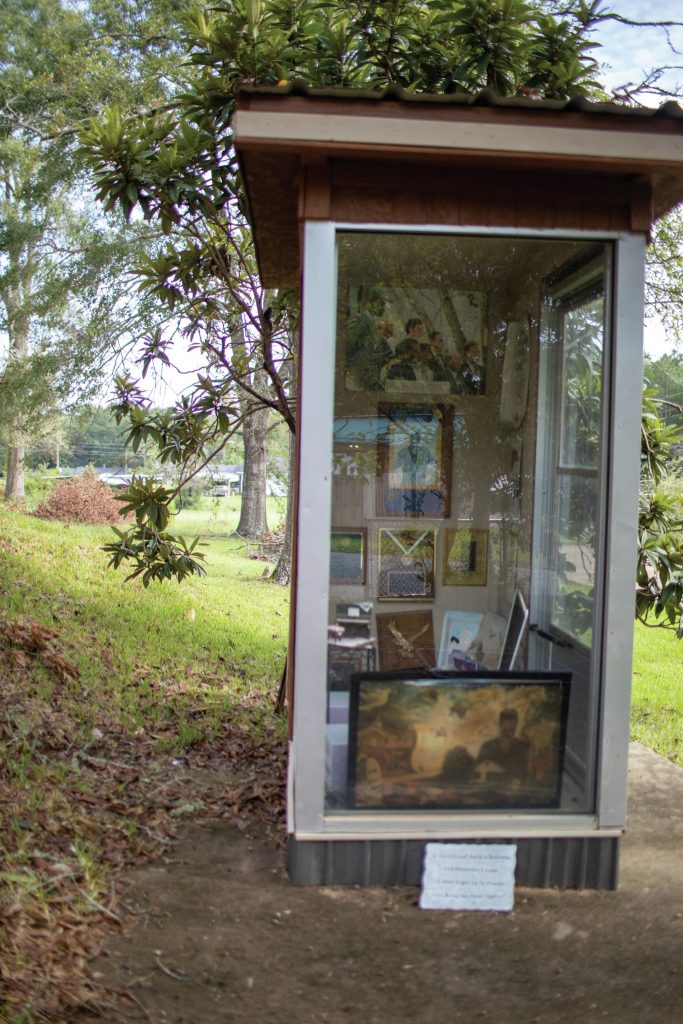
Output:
[{"xmin": 233, "ymin": 84, "xmax": 683, "ymax": 288}]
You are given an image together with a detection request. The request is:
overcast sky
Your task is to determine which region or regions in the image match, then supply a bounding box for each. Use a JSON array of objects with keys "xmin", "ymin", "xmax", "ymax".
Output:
[
  {"xmin": 594, "ymin": 0, "xmax": 683, "ymax": 105},
  {"xmin": 593, "ymin": 2, "xmax": 683, "ymax": 355}
]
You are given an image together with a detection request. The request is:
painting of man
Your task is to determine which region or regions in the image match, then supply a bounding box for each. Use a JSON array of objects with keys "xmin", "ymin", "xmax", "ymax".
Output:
[{"xmin": 476, "ymin": 708, "xmax": 530, "ymax": 783}]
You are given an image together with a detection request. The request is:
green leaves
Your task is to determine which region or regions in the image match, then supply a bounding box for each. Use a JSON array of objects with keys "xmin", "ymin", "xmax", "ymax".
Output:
[
  {"xmin": 104, "ymin": 524, "xmax": 207, "ymax": 587},
  {"xmin": 637, "ymin": 385, "xmax": 683, "ymax": 636},
  {"xmin": 104, "ymin": 475, "xmax": 207, "ymax": 586}
]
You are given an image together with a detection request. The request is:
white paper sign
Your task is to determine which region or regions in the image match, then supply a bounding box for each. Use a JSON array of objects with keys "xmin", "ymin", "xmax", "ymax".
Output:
[{"xmin": 419, "ymin": 843, "xmax": 517, "ymax": 912}]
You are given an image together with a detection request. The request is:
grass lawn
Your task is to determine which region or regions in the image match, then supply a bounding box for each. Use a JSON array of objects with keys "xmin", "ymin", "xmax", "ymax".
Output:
[
  {"xmin": 632, "ymin": 621, "xmax": 683, "ymax": 767},
  {"xmin": 0, "ymin": 503, "xmax": 289, "ymax": 1021},
  {"xmin": 175, "ymin": 493, "xmax": 286, "ymax": 537},
  {"xmin": 0, "ymin": 504, "xmax": 288, "ymax": 733}
]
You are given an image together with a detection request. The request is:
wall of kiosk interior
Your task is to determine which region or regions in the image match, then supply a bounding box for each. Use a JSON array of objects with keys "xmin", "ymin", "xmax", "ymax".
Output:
[{"xmin": 234, "ymin": 84, "xmax": 683, "ymax": 888}]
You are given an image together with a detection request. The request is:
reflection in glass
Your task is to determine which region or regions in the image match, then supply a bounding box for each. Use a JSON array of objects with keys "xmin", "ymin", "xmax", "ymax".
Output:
[{"xmin": 325, "ymin": 232, "xmax": 610, "ymax": 815}]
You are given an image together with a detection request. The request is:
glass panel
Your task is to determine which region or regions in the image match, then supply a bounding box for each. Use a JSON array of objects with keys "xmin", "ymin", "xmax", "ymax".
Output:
[
  {"xmin": 553, "ymin": 473, "xmax": 597, "ymax": 645},
  {"xmin": 325, "ymin": 232, "xmax": 609, "ymax": 815},
  {"xmin": 560, "ymin": 296, "xmax": 604, "ymax": 470}
]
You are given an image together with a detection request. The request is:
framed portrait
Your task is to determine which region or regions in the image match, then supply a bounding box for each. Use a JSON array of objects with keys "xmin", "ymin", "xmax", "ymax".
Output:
[
  {"xmin": 438, "ymin": 610, "xmax": 485, "ymax": 669},
  {"xmin": 337, "ymin": 279, "xmax": 487, "ymax": 401},
  {"xmin": 377, "ymin": 528, "xmax": 436, "ymax": 601},
  {"xmin": 377, "ymin": 405, "xmax": 453, "ymax": 518},
  {"xmin": 443, "ymin": 528, "xmax": 488, "ymax": 586},
  {"xmin": 375, "ymin": 610, "xmax": 435, "ymax": 672},
  {"xmin": 330, "ymin": 529, "xmax": 367, "ymax": 586},
  {"xmin": 347, "ymin": 671, "xmax": 571, "ymax": 810}
]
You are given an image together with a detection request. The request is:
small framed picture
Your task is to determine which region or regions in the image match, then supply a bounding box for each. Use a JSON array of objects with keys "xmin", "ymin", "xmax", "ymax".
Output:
[
  {"xmin": 348, "ymin": 671, "xmax": 571, "ymax": 810},
  {"xmin": 443, "ymin": 528, "xmax": 488, "ymax": 586},
  {"xmin": 438, "ymin": 610, "xmax": 485, "ymax": 668},
  {"xmin": 330, "ymin": 529, "xmax": 367, "ymax": 585},
  {"xmin": 377, "ymin": 405, "xmax": 453, "ymax": 518},
  {"xmin": 378, "ymin": 527, "xmax": 436, "ymax": 601},
  {"xmin": 375, "ymin": 609, "xmax": 436, "ymax": 671}
]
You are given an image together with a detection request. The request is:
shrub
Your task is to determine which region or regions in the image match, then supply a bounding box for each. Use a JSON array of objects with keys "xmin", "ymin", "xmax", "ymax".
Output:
[{"xmin": 33, "ymin": 469, "xmax": 128, "ymax": 524}]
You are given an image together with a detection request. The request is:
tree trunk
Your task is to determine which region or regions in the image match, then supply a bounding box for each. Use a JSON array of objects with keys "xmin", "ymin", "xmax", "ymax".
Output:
[
  {"xmin": 1, "ymin": 228, "xmax": 31, "ymax": 504},
  {"xmin": 235, "ymin": 400, "xmax": 270, "ymax": 539},
  {"xmin": 272, "ymin": 429, "xmax": 295, "ymax": 585},
  {"xmin": 4, "ymin": 444, "xmax": 26, "ymax": 502}
]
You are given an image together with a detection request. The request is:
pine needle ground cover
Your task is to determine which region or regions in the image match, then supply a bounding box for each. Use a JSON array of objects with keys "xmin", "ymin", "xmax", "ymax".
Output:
[{"xmin": 0, "ymin": 504, "xmax": 288, "ymax": 1021}]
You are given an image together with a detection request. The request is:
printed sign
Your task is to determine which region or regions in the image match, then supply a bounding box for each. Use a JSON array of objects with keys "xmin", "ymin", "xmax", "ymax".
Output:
[{"xmin": 419, "ymin": 842, "xmax": 517, "ymax": 911}]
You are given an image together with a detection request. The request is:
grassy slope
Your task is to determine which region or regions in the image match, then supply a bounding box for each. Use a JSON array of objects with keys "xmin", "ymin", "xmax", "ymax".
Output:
[{"xmin": 0, "ymin": 503, "xmax": 288, "ymax": 740}]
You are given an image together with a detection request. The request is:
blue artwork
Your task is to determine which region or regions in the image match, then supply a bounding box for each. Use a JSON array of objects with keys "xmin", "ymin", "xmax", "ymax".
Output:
[{"xmin": 438, "ymin": 610, "xmax": 485, "ymax": 669}]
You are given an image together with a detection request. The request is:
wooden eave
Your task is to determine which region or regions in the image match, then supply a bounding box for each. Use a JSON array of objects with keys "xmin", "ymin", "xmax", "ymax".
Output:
[{"xmin": 234, "ymin": 88, "xmax": 683, "ymax": 289}]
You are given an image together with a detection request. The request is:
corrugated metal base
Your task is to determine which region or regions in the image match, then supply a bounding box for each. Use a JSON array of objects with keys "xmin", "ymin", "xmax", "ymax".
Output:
[{"xmin": 288, "ymin": 836, "xmax": 620, "ymax": 890}]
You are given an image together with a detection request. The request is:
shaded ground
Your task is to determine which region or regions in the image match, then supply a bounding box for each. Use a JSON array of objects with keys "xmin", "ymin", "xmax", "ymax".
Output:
[{"xmin": 79, "ymin": 744, "xmax": 683, "ymax": 1024}]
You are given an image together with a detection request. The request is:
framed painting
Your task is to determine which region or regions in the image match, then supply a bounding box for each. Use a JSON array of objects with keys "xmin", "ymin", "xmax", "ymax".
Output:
[
  {"xmin": 437, "ymin": 610, "xmax": 485, "ymax": 669},
  {"xmin": 375, "ymin": 610, "xmax": 435, "ymax": 672},
  {"xmin": 377, "ymin": 405, "xmax": 453, "ymax": 518},
  {"xmin": 347, "ymin": 671, "xmax": 571, "ymax": 810},
  {"xmin": 377, "ymin": 527, "xmax": 436, "ymax": 601},
  {"xmin": 337, "ymin": 278, "xmax": 487, "ymax": 400},
  {"xmin": 443, "ymin": 528, "xmax": 488, "ymax": 586},
  {"xmin": 330, "ymin": 529, "xmax": 367, "ymax": 586}
]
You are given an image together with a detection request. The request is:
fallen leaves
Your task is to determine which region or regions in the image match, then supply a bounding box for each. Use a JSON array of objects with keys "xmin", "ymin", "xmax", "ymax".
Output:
[
  {"xmin": 0, "ymin": 612, "xmax": 286, "ymax": 1022},
  {"xmin": 0, "ymin": 614, "xmax": 80, "ymax": 684},
  {"xmin": 33, "ymin": 469, "xmax": 131, "ymax": 526}
]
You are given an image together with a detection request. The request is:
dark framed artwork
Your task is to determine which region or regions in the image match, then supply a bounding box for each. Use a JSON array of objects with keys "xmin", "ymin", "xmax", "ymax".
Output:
[
  {"xmin": 330, "ymin": 529, "xmax": 367, "ymax": 586},
  {"xmin": 347, "ymin": 671, "xmax": 571, "ymax": 810},
  {"xmin": 377, "ymin": 527, "xmax": 436, "ymax": 601},
  {"xmin": 375, "ymin": 610, "xmax": 436, "ymax": 672},
  {"xmin": 377, "ymin": 405, "xmax": 453, "ymax": 518},
  {"xmin": 337, "ymin": 279, "xmax": 487, "ymax": 400},
  {"xmin": 443, "ymin": 528, "xmax": 488, "ymax": 586}
]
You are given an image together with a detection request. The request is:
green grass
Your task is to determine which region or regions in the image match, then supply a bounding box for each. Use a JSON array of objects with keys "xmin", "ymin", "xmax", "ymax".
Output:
[
  {"xmin": 0, "ymin": 504, "xmax": 289, "ymax": 739},
  {"xmin": 175, "ymin": 494, "xmax": 286, "ymax": 537},
  {"xmin": 632, "ymin": 621, "xmax": 683, "ymax": 766}
]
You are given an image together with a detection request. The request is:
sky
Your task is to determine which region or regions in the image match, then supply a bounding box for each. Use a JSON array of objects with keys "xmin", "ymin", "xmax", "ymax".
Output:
[
  {"xmin": 594, "ymin": 0, "xmax": 683, "ymax": 102},
  {"xmin": 593, "ymin": 2, "xmax": 683, "ymax": 358}
]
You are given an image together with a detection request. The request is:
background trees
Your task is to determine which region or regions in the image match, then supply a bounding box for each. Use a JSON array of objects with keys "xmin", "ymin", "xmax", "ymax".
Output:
[
  {"xmin": 0, "ymin": 0, "xmax": 192, "ymax": 500},
  {"xmin": 19, "ymin": 0, "xmax": 680, "ymax": 632},
  {"xmin": 79, "ymin": 0, "xmax": 605, "ymax": 584}
]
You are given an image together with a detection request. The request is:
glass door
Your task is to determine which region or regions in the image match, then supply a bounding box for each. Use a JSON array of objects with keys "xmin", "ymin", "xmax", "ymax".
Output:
[{"xmin": 531, "ymin": 250, "xmax": 611, "ymax": 810}]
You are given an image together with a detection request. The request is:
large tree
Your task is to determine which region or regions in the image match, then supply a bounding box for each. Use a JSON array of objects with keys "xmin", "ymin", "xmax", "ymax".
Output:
[
  {"xmin": 80, "ymin": 0, "xmax": 604, "ymax": 584},
  {"xmin": 0, "ymin": 0, "xmax": 193, "ymax": 500},
  {"xmin": 80, "ymin": 1, "xmax": 683, "ymax": 631}
]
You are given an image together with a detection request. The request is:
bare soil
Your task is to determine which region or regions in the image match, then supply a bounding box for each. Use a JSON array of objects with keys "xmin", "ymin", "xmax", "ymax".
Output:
[{"xmin": 79, "ymin": 744, "xmax": 683, "ymax": 1024}]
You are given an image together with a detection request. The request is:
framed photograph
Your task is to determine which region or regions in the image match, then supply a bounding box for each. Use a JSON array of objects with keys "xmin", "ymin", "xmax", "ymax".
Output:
[
  {"xmin": 330, "ymin": 529, "xmax": 367, "ymax": 586},
  {"xmin": 376, "ymin": 610, "xmax": 435, "ymax": 672},
  {"xmin": 348, "ymin": 671, "xmax": 571, "ymax": 810},
  {"xmin": 438, "ymin": 610, "xmax": 485, "ymax": 669},
  {"xmin": 443, "ymin": 528, "xmax": 488, "ymax": 586},
  {"xmin": 378, "ymin": 528, "xmax": 436, "ymax": 601},
  {"xmin": 377, "ymin": 405, "xmax": 453, "ymax": 518},
  {"xmin": 338, "ymin": 282, "xmax": 487, "ymax": 399}
]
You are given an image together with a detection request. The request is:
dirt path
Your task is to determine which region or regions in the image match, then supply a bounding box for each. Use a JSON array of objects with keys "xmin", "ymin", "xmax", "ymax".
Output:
[{"xmin": 80, "ymin": 745, "xmax": 683, "ymax": 1024}]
